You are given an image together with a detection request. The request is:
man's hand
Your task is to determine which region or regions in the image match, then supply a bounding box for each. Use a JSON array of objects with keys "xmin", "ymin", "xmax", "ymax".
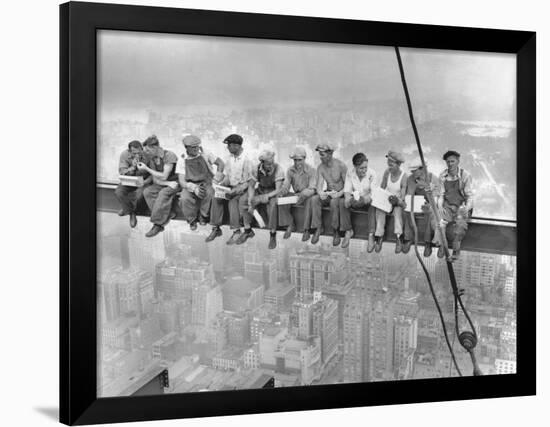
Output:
[
  {"xmin": 296, "ymin": 192, "xmax": 306, "ymax": 205},
  {"xmin": 328, "ymin": 191, "xmax": 338, "ymax": 199},
  {"xmin": 362, "ymin": 195, "xmax": 372, "ymax": 205},
  {"xmin": 388, "ymin": 195, "xmax": 399, "ymax": 206},
  {"xmin": 319, "ymin": 191, "xmax": 329, "ymax": 201},
  {"xmin": 344, "ymin": 198, "xmax": 352, "ymax": 209},
  {"xmin": 213, "ymin": 172, "xmax": 224, "ymax": 183},
  {"xmin": 166, "ymin": 181, "xmax": 179, "ymax": 190},
  {"xmin": 137, "ymin": 162, "xmax": 148, "ymax": 172},
  {"xmin": 194, "ymin": 184, "xmax": 206, "ymax": 199}
]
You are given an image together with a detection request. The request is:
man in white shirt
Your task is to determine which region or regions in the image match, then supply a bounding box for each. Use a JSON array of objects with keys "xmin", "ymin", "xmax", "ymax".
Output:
[
  {"xmin": 205, "ymin": 134, "xmax": 254, "ymax": 244},
  {"xmin": 176, "ymin": 134, "xmax": 224, "ymax": 230},
  {"xmin": 341, "ymin": 152, "xmax": 377, "ymax": 250}
]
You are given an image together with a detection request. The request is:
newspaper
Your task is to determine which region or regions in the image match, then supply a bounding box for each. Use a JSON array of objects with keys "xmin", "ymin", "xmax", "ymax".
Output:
[
  {"xmin": 252, "ymin": 209, "xmax": 266, "ymax": 228},
  {"xmin": 277, "ymin": 195, "xmax": 299, "ymax": 205},
  {"xmin": 370, "ymin": 187, "xmax": 393, "ymax": 213},
  {"xmin": 119, "ymin": 175, "xmax": 144, "ymax": 187},
  {"xmin": 213, "ymin": 184, "xmax": 231, "ymax": 200}
]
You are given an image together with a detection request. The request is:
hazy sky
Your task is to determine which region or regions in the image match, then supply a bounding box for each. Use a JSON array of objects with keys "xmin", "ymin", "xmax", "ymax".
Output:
[{"xmin": 98, "ymin": 30, "xmax": 516, "ymax": 120}]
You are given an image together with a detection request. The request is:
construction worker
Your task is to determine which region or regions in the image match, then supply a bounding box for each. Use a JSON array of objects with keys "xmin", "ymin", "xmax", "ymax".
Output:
[
  {"xmin": 310, "ymin": 144, "xmax": 347, "ymax": 246},
  {"xmin": 402, "ymin": 161, "xmax": 440, "ymax": 256},
  {"xmin": 434, "ymin": 150, "xmax": 474, "ymax": 260},
  {"xmin": 341, "ymin": 152, "xmax": 377, "ymax": 250},
  {"xmin": 205, "ymin": 134, "xmax": 254, "ymax": 245},
  {"xmin": 115, "ymin": 140, "xmax": 151, "ymax": 228},
  {"xmin": 241, "ymin": 150, "xmax": 285, "ymax": 249},
  {"xmin": 137, "ymin": 135, "xmax": 179, "ymax": 238},
  {"xmin": 374, "ymin": 150, "xmax": 407, "ymax": 253},
  {"xmin": 176, "ymin": 134, "xmax": 224, "ymax": 231}
]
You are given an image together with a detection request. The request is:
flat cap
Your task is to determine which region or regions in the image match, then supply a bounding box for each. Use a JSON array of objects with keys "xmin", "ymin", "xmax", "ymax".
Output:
[
  {"xmin": 289, "ymin": 146, "xmax": 307, "ymax": 160},
  {"xmin": 223, "ymin": 134, "xmax": 243, "ymax": 145},
  {"xmin": 259, "ymin": 150, "xmax": 276, "ymax": 162},
  {"xmin": 443, "ymin": 150, "xmax": 461, "ymax": 160},
  {"xmin": 408, "ymin": 160, "xmax": 426, "ymax": 170},
  {"xmin": 315, "ymin": 143, "xmax": 334, "ymax": 153},
  {"xmin": 386, "ymin": 150, "xmax": 405, "ymax": 164},
  {"xmin": 182, "ymin": 134, "xmax": 201, "ymax": 147}
]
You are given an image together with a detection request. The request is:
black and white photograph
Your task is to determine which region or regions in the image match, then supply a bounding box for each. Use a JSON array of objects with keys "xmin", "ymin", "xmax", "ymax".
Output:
[{"xmin": 96, "ymin": 30, "xmax": 518, "ymax": 397}]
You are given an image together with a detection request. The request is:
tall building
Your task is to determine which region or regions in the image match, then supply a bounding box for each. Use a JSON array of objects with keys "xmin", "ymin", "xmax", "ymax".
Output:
[
  {"xmin": 343, "ymin": 283, "xmax": 370, "ymax": 383},
  {"xmin": 368, "ymin": 299, "xmax": 395, "ymax": 381},
  {"xmin": 264, "ymin": 281, "xmax": 295, "ymax": 310},
  {"xmin": 128, "ymin": 231, "xmax": 165, "ymax": 272},
  {"xmin": 312, "ymin": 295, "xmax": 339, "ymax": 365},
  {"xmin": 393, "ymin": 315, "xmax": 418, "ymax": 373},
  {"xmin": 222, "ymin": 276, "xmax": 265, "ymax": 312},
  {"xmin": 244, "ymin": 245, "xmax": 277, "ymax": 290},
  {"xmin": 191, "ymin": 281, "xmax": 223, "ymax": 327}
]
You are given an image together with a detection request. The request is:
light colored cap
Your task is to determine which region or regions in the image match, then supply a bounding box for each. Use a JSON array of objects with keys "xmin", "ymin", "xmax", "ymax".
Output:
[
  {"xmin": 182, "ymin": 134, "xmax": 201, "ymax": 147},
  {"xmin": 315, "ymin": 143, "xmax": 334, "ymax": 153},
  {"xmin": 386, "ymin": 150, "xmax": 405, "ymax": 164},
  {"xmin": 289, "ymin": 146, "xmax": 307, "ymax": 160},
  {"xmin": 259, "ymin": 150, "xmax": 275, "ymax": 162}
]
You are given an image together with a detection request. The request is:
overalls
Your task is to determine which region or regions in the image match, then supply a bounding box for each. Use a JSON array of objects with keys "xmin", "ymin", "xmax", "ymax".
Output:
[
  {"xmin": 143, "ymin": 152, "xmax": 179, "ymax": 226},
  {"xmin": 180, "ymin": 155, "xmax": 214, "ymax": 223}
]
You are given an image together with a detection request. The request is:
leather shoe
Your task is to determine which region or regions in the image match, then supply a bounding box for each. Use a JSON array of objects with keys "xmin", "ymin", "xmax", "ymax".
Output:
[
  {"xmin": 129, "ymin": 213, "xmax": 137, "ymax": 228},
  {"xmin": 332, "ymin": 232, "xmax": 341, "ymax": 247},
  {"xmin": 118, "ymin": 209, "xmax": 126, "ymax": 216},
  {"xmin": 367, "ymin": 234, "xmax": 375, "ymax": 253},
  {"xmin": 341, "ymin": 230, "xmax": 353, "ymax": 249},
  {"xmin": 437, "ymin": 245, "xmax": 445, "ymax": 258},
  {"xmin": 189, "ymin": 220, "xmax": 198, "ymax": 231},
  {"xmin": 374, "ymin": 237, "xmax": 383, "ymax": 253},
  {"xmin": 283, "ymin": 225, "xmax": 293, "ymax": 239},
  {"xmin": 236, "ymin": 229, "xmax": 255, "ymax": 245},
  {"xmin": 205, "ymin": 227, "xmax": 222, "ymax": 242},
  {"xmin": 269, "ymin": 232, "xmax": 277, "ymax": 249},
  {"xmin": 311, "ymin": 228, "xmax": 321, "ymax": 245},
  {"xmin": 302, "ymin": 230, "xmax": 311, "ymax": 242},
  {"xmin": 402, "ymin": 240, "xmax": 412, "ymax": 254},
  {"xmin": 423, "ymin": 243, "xmax": 433, "ymax": 257},
  {"xmin": 226, "ymin": 230, "xmax": 241, "ymax": 245},
  {"xmin": 145, "ymin": 224, "xmax": 164, "ymax": 238}
]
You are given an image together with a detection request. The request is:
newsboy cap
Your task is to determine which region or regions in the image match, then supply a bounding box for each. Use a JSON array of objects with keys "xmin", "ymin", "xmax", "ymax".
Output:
[
  {"xmin": 408, "ymin": 160, "xmax": 426, "ymax": 170},
  {"xmin": 289, "ymin": 146, "xmax": 307, "ymax": 160},
  {"xmin": 386, "ymin": 150, "xmax": 405, "ymax": 164},
  {"xmin": 315, "ymin": 143, "xmax": 334, "ymax": 153},
  {"xmin": 223, "ymin": 134, "xmax": 243, "ymax": 145},
  {"xmin": 443, "ymin": 150, "xmax": 461, "ymax": 160},
  {"xmin": 182, "ymin": 134, "xmax": 201, "ymax": 147}
]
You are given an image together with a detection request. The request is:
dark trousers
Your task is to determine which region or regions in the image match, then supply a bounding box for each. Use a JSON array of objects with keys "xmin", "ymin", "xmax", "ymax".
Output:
[
  {"xmin": 143, "ymin": 184, "xmax": 179, "ymax": 226},
  {"xmin": 278, "ymin": 193, "xmax": 314, "ymax": 232},
  {"xmin": 310, "ymin": 194, "xmax": 342, "ymax": 231},
  {"xmin": 180, "ymin": 185, "xmax": 214, "ymax": 223},
  {"xmin": 241, "ymin": 196, "xmax": 279, "ymax": 230},
  {"xmin": 403, "ymin": 207, "xmax": 434, "ymax": 242},
  {"xmin": 211, "ymin": 191, "xmax": 247, "ymax": 229},
  {"xmin": 115, "ymin": 184, "xmax": 145, "ymax": 214},
  {"xmin": 340, "ymin": 199, "xmax": 376, "ymax": 234}
]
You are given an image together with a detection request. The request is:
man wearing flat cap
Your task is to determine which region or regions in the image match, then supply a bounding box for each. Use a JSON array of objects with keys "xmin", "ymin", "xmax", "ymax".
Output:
[
  {"xmin": 402, "ymin": 161, "xmax": 440, "ymax": 256},
  {"xmin": 206, "ymin": 134, "xmax": 254, "ymax": 244},
  {"xmin": 310, "ymin": 143, "xmax": 348, "ymax": 246},
  {"xmin": 176, "ymin": 134, "xmax": 225, "ymax": 231},
  {"xmin": 137, "ymin": 135, "xmax": 180, "ymax": 238},
  {"xmin": 433, "ymin": 150, "xmax": 474, "ymax": 260},
  {"xmin": 115, "ymin": 139, "xmax": 151, "ymax": 228},
  {"xmin": 374, "ymin": 150, "xmax": 408, "ymax": 253},
  {"xmin": 278, "ymin": 146, "xmax": 317, "ymax": 241},
  {"xmin": 240, "ymin": 149, "xmax": 286, "ymax": 249}
]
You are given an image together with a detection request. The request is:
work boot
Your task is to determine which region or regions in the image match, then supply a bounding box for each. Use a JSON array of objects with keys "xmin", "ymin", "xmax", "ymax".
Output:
[
  {"xmin": 145, "ymin": 224, "xmax": 164, "ymax": 238},
  {"xmin": 205, "ymin": 227, "xmax": 222, "ymax": 242},
  {"xmin": 402, "ymin": 239, "xmax": 412, "ymax": 254},
  {"xmin": 226, "ymin": 230, "xmax": 241, "ymax": 245},
  {"xmin": 437, "ymin": 244, "xmax": 445, "ymax": 258},
  {"xmin": 374, "ymin": 236, "xmax": 383, "ymax": 253},
  {"xmin": 129, "ymin": 213, "xmax": 137, "ymax": 228},
  {"xmin": 311, "ymin": 228, "xmax": 321, "ymax": 245},
  {"xmin": 451, "ymin": 240, "xmax": 461, "ymax": 261},
  {"xmin": 341, "ymin": 230, "xmax": 354, "ymax": 249},
  {"xmin": 367, "ymin": 233, "xmax": 375, "ymax": 253},
  {"xmin": 269, "ymin": 232, "xmax": 277, "ymax": 249},
  {"xmin": 302, "ymin": 230, "xmax": 311, "ymax": 242},
  {"xmin": 395, "ymin": 235, "xmax": 403, "ymax": 254},
  {"xmin": 236, "ymin": 228, "xmax": 255, "ymax": 245},
  {"xmin": 189, "ymin": 219, "xmax": 198, "ymax": 231},
  {"xmin": 332, "ymin": 231, "xmax": 341, "ymax": 247},
  {"xmin": 118, "ymin": 209, "xmax": 126, "ymax": 216},
  {"xmin": 283, "ymin": 225, "xmax": 293, "ymax": 240},
  {"xmin": 423, "ymin": 243, "xmax": 433, "ymax": 257}
]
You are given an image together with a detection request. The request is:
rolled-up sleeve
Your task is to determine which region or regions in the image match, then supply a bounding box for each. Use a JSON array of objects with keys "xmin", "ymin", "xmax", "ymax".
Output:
[{"xmin": 344, "ymin": 172, "xmax": 353, "ymax": 194}]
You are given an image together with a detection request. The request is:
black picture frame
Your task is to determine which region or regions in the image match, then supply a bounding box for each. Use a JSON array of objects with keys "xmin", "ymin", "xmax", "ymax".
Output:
[{"xmin": 60, "ymin": 1, "xmax": 536, "ymax": 425}]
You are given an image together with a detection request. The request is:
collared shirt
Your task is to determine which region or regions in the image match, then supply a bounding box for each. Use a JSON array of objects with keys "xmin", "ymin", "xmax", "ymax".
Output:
[
  {"xmin": 281, "ymin": 163, "xmax": 316, "ymax": 194},
  {"xmin": 316, "ymin": 158, "xmax": 347, "ymax": 192},
  {"xmin": 439, "ymin": 167, "xmax": 474, "ymax": 210},
  {"xmin": 175, "ymin": 150, "xmax": 218, "ymax": 177},
  {"xmin": 343, "ymin": 167, "xmax": 377, "ymax": 198},
  {"xmin": 223, "ymin": 151, "xmax": 254, "ymax": 187},
  {"xmin": 147, "ymin": 148, "xmax": 178, "ymax": 181},
  {"xmin": 118, "ymin": 149, "xmax": 147, "ymax": 176}
]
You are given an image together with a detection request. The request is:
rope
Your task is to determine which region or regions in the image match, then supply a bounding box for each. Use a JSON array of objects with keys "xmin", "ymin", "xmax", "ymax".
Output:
[{"xmin": 395, "ymin": 46, "xmax": 481, "ymax": 376}]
